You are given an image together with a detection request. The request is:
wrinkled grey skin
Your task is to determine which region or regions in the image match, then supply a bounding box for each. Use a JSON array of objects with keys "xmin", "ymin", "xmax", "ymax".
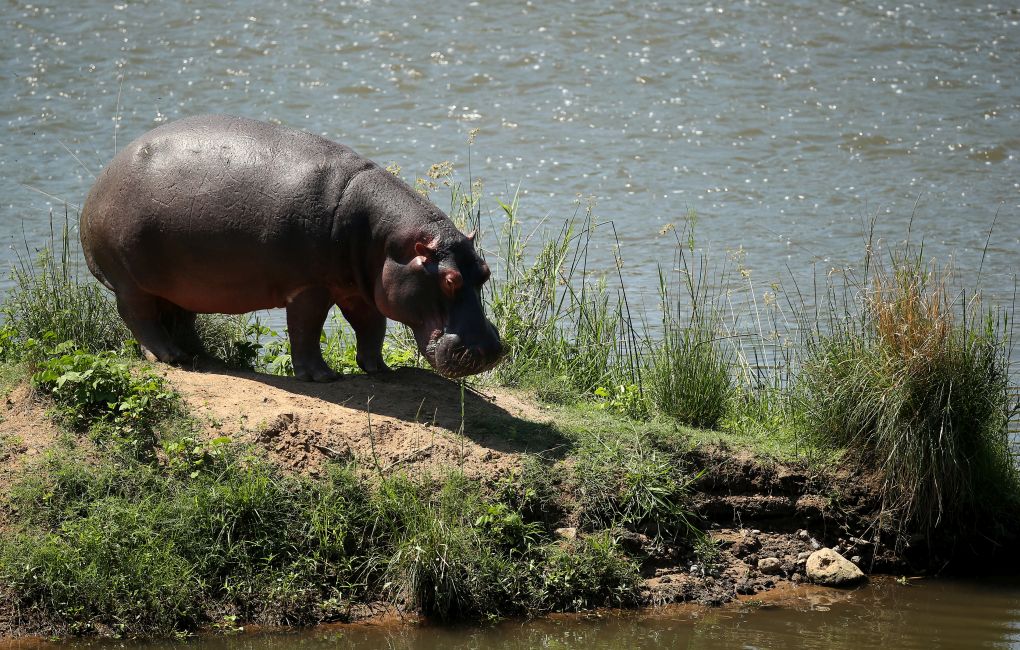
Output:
[{"xmin": 80, "ymin": 115, "xmax": 503, "ymax": 381}]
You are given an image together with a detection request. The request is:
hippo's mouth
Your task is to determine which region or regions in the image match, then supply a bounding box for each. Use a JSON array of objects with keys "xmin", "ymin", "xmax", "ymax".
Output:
[
  {"xmin": 416, "ymin": 327, "xmax": 502, "ymax": 379},
  {"xmin": 423, "ymin": 328, "xmax": 444, "ymax": 362}
]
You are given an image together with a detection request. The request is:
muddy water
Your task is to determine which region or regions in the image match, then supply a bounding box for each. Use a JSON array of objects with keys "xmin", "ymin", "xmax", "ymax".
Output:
[{"xmin": 14, "ymin": 578, "xmax": 1007, "ymax": 649}]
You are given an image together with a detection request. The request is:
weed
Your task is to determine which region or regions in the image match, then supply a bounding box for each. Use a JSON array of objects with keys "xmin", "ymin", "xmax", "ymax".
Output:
[{"xmin": 540, "ymin": 530, "xmax": 641, "ymax": 611}]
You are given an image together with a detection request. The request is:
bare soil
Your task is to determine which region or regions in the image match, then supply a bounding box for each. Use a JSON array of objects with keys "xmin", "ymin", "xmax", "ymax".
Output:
[{"xmin": 158, "ymin": 365, "xmax": 563, "ymax": 479}]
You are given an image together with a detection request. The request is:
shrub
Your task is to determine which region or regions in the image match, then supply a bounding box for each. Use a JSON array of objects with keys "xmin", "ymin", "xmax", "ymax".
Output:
[
  {"xmin": 540, "ymin": 531, "xmax": 641, "ymax": 611},
  {"xmin": 800, "ymin": 250, "xmax": 1020, "ymax": 546},
  {"xmin": 573, "ymin": 430, "xmax": 699, "ymax": 538}
]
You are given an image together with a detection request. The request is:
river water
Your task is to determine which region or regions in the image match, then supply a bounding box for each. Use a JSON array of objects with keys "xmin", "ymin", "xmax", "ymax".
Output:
[
  {"xmin": 2, "ymin": 2, "xmax": 1020, "ymax": 643},
  {"xmin": 3, "ymin": 0, "xmax": 1019, "ymax": 309},
  {"xmin": 5, "ymin": 578, "xmax": 1000, "ymax": 649}
]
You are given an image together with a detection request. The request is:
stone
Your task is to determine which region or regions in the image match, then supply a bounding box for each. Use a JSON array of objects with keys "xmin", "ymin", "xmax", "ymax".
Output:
[
  {"xmin": 616, "ymin": 529, "xmax": 650, "ymax": 554},
  {"xmin": 806, "ymin": 548, "xmax": 866, "ymax": 587},
  {"xmin": 757, "ymin": 557, "xmax": 782, "ymax": 575},
  {"xmin": 554, "ymin": 527, "xmax": 577, "ymax": 540},
  {"xmin": 732, "ymin": 532, "xmax": 762, "ymax": 558}
]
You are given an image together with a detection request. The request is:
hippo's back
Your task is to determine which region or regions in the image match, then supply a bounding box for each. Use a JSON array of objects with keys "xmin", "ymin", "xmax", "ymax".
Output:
[{"xmin": 80, "ymin": 115, "xmax": 376, "ymax": 312}]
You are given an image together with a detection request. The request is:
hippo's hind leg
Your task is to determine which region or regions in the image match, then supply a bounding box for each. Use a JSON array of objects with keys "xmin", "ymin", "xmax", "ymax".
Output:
[
  {"xmin": 114, "ymin": 290, "xmax": 190, "ymax": 364},
  {"xmin": 161, "ymin": 307, "xmax": 203, "ymax": 356},
  {"xmin": 339, "ymin": 299, "xmax": 389, "ymax": 374},
  {"xmin": 286, "ymin": 286, "xmax": 340, "ymax": 382}
]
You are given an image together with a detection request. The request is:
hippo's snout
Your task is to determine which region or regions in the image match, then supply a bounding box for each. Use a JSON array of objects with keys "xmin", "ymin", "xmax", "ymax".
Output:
[{"xmin": 432, "ymin": 326, "xmax": 503, "ymax": 379}]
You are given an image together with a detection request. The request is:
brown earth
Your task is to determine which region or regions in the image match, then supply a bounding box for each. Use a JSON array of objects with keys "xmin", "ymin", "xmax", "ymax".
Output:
[{"xmin": 157, "ymin": 365, "xmax": 564, "ymax": 479}]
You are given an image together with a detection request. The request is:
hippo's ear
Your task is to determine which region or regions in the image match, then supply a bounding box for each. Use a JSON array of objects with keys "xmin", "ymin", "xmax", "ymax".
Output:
[
  {"xmin": 465, "ymin": 230, "xmax": 477, "ymax": 244},
  {"xmin": 414, "ymin": 236, "xmax": 440, "ymax": 262}
]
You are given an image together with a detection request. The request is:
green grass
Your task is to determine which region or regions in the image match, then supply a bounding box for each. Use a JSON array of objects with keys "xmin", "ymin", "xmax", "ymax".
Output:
[
  {"xmin": 0, "ymin": 431, "xmax": 655, "ymax": 635},
  {"xmin": 798, "ymin": 247, "xmax": 1020, "ymax": 547}
]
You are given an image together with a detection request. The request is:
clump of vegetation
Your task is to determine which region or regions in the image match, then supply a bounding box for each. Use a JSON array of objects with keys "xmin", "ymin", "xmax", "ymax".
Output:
[
  {"xmin": 487, "ymin": 195, "xmax": 641, "ymax": 403},
  {"xmin": 375, "ymin": 472, "xmax": 543, "ymax": 621},
  {"xmin": 2, "ymin": 247, "xmax": 126, "ymax": 358},
  {"xmin": 573, "ymin": 428, "xmax": 699, "ymax": 538},
  {"xmin": 800, "ymin": 247, "xmax": 1020, "ymax": 546},
  {"xmin": 541, "ymin": 530, "xmax": 642, "ymax": 611},
  {"xmin": 31, "ymin": 346, "xmax": 178, "ymax": 454},
  {"xmin": 1, "ymin": 446, "xmax": 375, "ymax": 635}
]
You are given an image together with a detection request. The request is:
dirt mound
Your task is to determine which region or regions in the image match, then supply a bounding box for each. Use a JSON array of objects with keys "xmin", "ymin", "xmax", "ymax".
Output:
[{"xmin": 160, "ymin": 366, "xmax": 565, "ymax": 478}]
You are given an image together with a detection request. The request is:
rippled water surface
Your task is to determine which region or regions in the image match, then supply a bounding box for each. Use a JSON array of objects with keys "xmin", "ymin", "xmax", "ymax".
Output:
[{"xmin": 3, "ymin": 0, "xmax": 1019, "ymax": 304}]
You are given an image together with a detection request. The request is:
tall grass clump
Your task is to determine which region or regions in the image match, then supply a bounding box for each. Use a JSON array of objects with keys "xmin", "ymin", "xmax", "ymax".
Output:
[
  {"xmin": 485, "ymin": 194, "xmax": 641, "ymax": 402},
  {"xmin": 646, "ymin": 239, "xmax": 733, "ymax": 427},
  {"xmin": 573, "ymin": 428, "xmax": 700, "ymax": 538},
  {"xmin": 375, "ymin": 471, "xmax": 544, "ymax": 621},
  {"xmin": 1, "ymin": 219, "xmax": 126, "ymax": 356},
  {"xmin": 800, "ymin": 244, "xmax": 1020, "ymax": 546}
]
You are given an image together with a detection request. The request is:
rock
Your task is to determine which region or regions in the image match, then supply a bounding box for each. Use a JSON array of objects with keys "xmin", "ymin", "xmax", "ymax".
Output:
[
  {"xmin": 791, "ymin": 572, "xmax": 802, "ymax": 582},
  {"xmin": 757, "ymin": 557, "xmax": 782, "ymax": 575},
  {"xmin": 554, "ymin": 527, "xmax": 577, "ymax": 541},
  {"xmin": 797, "ymin": 551, "xmax": 811, "ymax": 563},
  {"xmin": 851, "ymin": 555, "xmax": 862, "ymax": 565},
  {"xmin": 615, "ymin": 529, "xmax": 650, "ymax": 553},
  {"xmin": 806, "ymin": 548, "xmax": 866, "ymax": 587},
  {"xmin": 732, "ymin": 532, "xmax": 762, "ymax": 558},
  {"xmin": 797, "ymin": 529, "xmax": 810, "ymax": 540}
]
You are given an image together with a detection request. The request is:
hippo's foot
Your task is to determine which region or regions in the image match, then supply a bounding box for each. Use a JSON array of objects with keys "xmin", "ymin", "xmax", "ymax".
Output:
[
  {"xmin": 294, "ymin": 361, "xmax": 341, "ymax": 383},
  {"xmin": 357, "ymin": 353, "xmax": 390, "ymax": 375}
]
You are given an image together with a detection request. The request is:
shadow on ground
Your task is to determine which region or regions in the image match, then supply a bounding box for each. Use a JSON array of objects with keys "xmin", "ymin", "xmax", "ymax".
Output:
[{"xmin": 217, "ymin": 365, "xmax": 570, "ymax": 458}]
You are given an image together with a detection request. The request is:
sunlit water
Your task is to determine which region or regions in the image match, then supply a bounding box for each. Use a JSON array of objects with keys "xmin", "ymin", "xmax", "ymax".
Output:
[
  {"xmin": 3, "ymin": 1, "xmax": 1019, "ymax": 308},
  {"xmin": 2, "ymin": 3, "xmax": 1020, "ymax": 642}
]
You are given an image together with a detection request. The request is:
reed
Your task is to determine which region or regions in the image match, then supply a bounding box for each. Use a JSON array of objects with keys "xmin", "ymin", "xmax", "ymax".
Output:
[{"xmin": 799, "ymin": 240, "xmax": 1020, "ymax": 546}]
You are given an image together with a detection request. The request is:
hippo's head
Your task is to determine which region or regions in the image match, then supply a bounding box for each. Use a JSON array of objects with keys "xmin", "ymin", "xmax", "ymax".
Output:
[{"xmin": 377, "ymin": 230, "xmax": 503, "ymax": 378}]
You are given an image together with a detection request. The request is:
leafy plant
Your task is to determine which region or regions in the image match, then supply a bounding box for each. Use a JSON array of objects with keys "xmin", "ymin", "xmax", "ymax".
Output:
[{"xmin": 31, "ymin": 346, "xmax": 178, "ymax": 452}]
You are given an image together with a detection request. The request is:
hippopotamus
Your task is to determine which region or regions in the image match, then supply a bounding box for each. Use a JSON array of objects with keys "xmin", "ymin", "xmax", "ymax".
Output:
[{"xmin": 79, "ymin": 114, "xmax": 503, "ymax": 381}]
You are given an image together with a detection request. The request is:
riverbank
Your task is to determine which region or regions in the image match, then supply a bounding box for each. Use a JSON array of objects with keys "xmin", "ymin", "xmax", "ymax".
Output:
[{"xmin": 0, "ymin": 353, "xmax": 1003, "ymax": 639}]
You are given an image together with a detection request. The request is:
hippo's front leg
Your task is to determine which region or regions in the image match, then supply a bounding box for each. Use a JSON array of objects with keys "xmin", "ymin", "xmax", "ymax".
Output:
[
  {"xmin": 339, "ymin": 300, "xmax": 389, "ymax": 374},
  {"xmin": 286, "ymin": 287, "xmax": 340, "ymax": 382}
]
